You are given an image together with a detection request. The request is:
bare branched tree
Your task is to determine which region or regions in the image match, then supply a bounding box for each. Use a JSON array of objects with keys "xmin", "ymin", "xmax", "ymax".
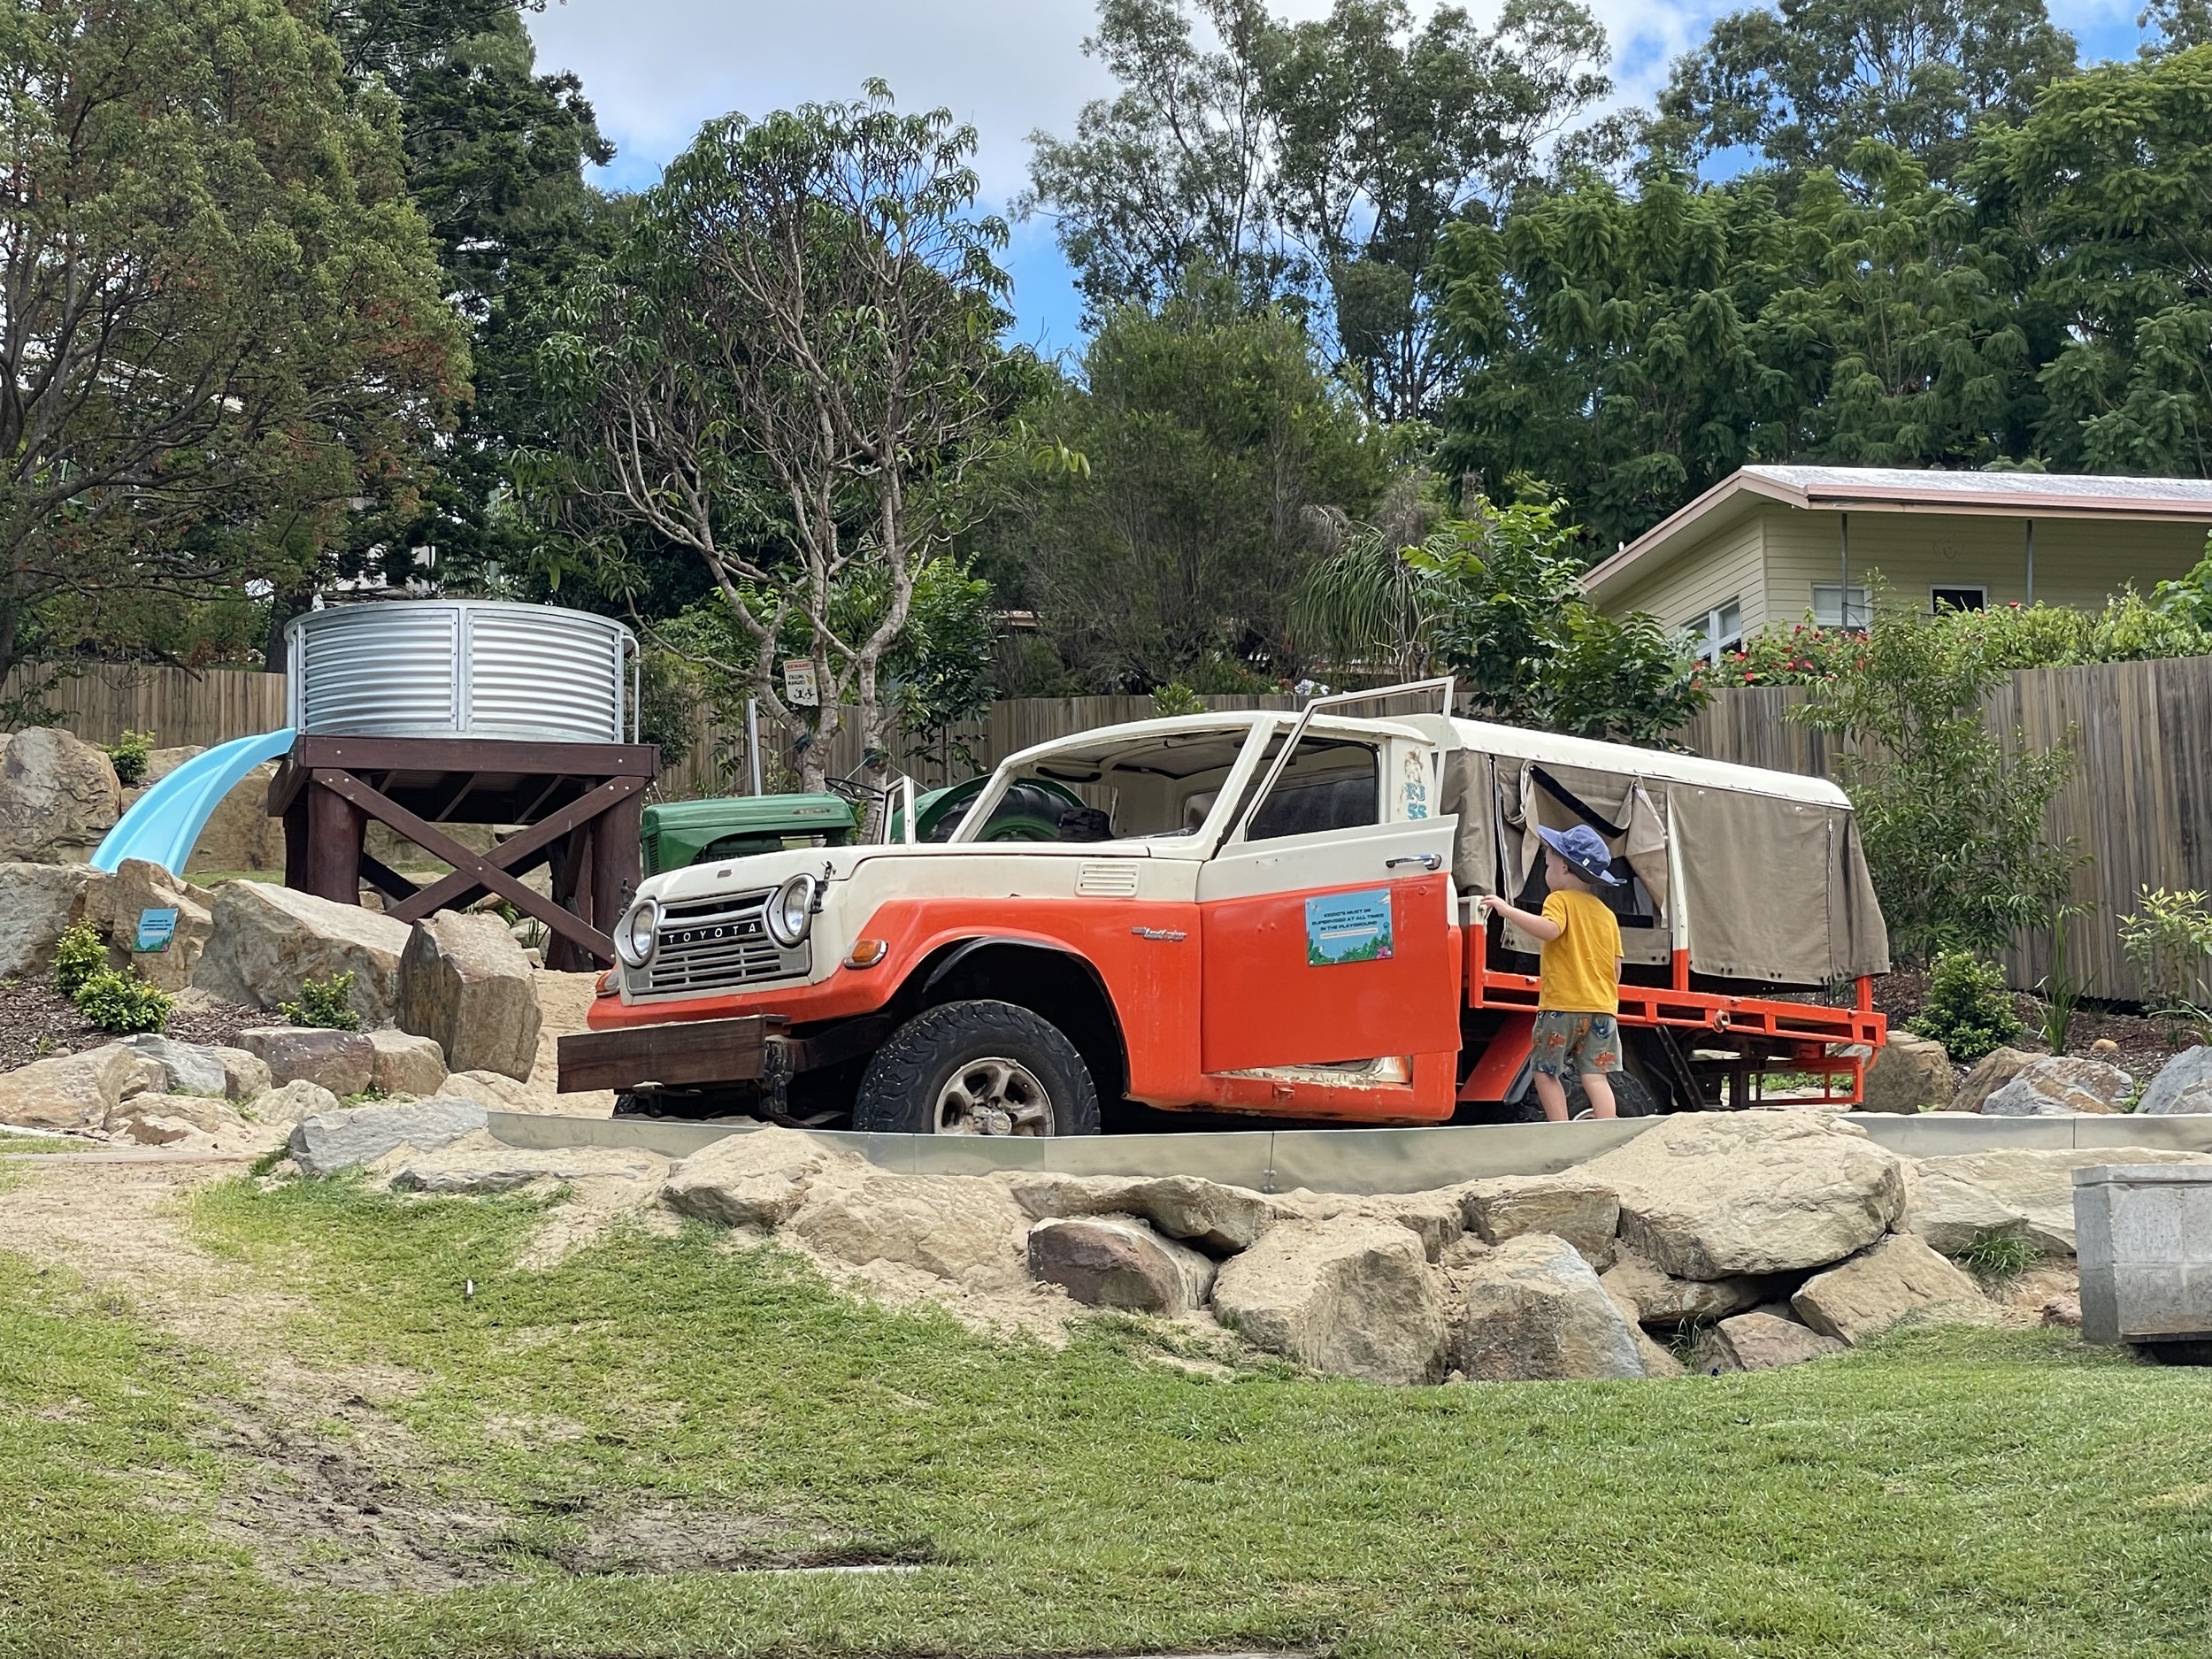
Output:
[{"xmin": 527, "ymin": 82, "xmax": 1016, "ymax": 791}]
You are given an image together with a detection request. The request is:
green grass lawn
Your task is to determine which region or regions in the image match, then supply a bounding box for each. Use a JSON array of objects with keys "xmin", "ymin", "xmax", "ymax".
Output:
[{"xmin": 4, "ymin": 1176, "xmax": 2211, "ymax": 1658}]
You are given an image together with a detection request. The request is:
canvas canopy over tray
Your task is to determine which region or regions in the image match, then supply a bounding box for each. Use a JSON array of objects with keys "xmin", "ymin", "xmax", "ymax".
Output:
[{"xmin": 1439, "ymin": 729, "xmax": 1888, "ymax": 990}]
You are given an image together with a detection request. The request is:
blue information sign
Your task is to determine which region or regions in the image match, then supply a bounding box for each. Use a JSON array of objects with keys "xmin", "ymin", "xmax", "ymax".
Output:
[
  {"xmin": 135, "ymin": 907, "xmax": 180, "ymax": 953},
  {"xmin": 1305, "ymin": 889, "xmax": 1394, "ymax": 966}
]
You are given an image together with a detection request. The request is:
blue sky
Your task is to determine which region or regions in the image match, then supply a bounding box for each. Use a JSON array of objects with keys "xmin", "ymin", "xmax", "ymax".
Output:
[{"xmin": 526, "ymin": 0, "xmax": 2156, "ymax": 362}]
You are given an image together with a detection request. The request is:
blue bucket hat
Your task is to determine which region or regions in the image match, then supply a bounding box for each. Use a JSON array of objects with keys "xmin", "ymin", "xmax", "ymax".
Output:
[{"xmin": 1537, "ymin": 823, "xmax": 1625, "ymax": 887}]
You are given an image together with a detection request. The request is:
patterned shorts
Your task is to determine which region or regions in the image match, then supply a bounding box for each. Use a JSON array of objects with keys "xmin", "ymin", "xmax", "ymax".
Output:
[{"xmin": 1531, "ymin": 1010, "xmax": 1622, "ymax": 1079}]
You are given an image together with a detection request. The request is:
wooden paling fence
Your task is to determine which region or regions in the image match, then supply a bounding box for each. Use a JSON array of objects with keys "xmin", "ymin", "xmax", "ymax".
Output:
[
  {"xmin": 17, "ymin": 657, "xmax": 2209, "ymax": 1002},
  {"xmin": 1675, "ymin": 657, "xmax": 2212, "ymax": 1003}
]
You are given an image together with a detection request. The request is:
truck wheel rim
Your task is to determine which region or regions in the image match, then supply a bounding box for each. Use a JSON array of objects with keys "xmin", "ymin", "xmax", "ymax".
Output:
[{"xmin": 934, "ymin": 1058, "xmax": 1055, "ymax": 1136}]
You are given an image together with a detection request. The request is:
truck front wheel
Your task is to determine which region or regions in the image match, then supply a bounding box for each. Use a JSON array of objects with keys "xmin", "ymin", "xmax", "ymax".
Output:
[{"xmin": 854, "ymin": 1000, "xmax": 1102, "ymax": 1137}]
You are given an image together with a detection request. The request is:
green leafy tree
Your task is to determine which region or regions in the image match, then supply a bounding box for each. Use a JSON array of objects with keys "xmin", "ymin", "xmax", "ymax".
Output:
[
  {"xmin": 1432, "ymin": 148, "xmax": 2041, "ymax": 551},
  {"xmin": 275, "ymin": 1, "xmax": 615, "ymax": 657},
  {"xmin": 0, "ymin": 0, "xmax": 465, "ymax": 684},
  {"xmin": 1978, "ymin": 46, "xmax": 2212, "ymax": 476},
  {"xmin": 1023, "ymin": 0, "xmax": 1611, "ymax": 419},
  {"xmin": 1011, "ymin": 276, "xmax": 1385, "ymax": 691},
  {"xmin": 1263, "ymin": 0, "xmax": 1609, "ymax": 420},
  {"xmin": 1793, "ymin": 590, "xmax": 2077, "ymax": 961},
  {"xmin": 1656, "ymin": 0, "xmax": 2076, "ymax": 184},
  {"xmin": 526, "ymin": 85, "xmax": 1020, "ymax": 792},
  {"xmin": 1292, "ymin": 499, "xmax": 1708, "ymax": 741}
]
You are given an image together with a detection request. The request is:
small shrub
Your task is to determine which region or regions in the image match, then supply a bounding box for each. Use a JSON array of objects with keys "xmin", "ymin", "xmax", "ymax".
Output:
[
  {"xmin": 278, "ymin": 972, "xmax": 360, "ymax": 1031},
  {"xmin": 1958, "ymin": 1225, "xmax": 2040, "ymax": 1283},
  {"xmin": 2119, "ymin": 886, "xmax": 2212, "ymax": 1042},
  {"xmin": 1149, "ymin": 682, "xmax": 1205, "ymax": 718},
  {"xmin": 1908, "ymin": 949, "xmax": 2024, "ymax": 1064},
  {"xmin": 73, "ymin": 969, "xmax": 173, "ymax": 1035},
  {"xmin": 104, "ymin": 729, "xmax": 154, "ymax": 787},
  {"xmin": 50, "ymin": 923, "xmax": 108, "ymax": 997}
]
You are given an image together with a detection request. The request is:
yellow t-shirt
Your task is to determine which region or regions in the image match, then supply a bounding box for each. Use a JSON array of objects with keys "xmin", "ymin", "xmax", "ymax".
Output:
[{"xmin": 1537, "ymin": 888, "xmax": 1622, "ymax": 1013}]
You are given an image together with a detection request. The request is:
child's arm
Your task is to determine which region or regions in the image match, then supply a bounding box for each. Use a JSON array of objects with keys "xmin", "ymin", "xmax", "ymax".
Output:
[{"xmin": 1473, "ymin": 893, "xmax": 1562, "ymax": 941}]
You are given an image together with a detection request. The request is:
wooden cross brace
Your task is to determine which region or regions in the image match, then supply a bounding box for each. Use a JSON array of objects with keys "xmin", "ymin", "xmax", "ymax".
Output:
[{"xmin": 307, "ymin": 767, "xmax": 645, "ymax": 964}]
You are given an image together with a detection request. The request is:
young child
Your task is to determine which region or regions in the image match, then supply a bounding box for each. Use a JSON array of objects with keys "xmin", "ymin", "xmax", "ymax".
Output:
[{"xmin": 1475, "ymin": 823, "xmax": 1625, "ymax": 1122}]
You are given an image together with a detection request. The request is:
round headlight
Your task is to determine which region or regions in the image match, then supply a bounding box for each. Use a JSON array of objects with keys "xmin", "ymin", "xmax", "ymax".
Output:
[
  {"xmin": 765, "ymin": 872, "xmax": 819, "ymax": 949},
  {"xmin": 615, "ymin": 897, "xmax": 660, "ymax": 969}
]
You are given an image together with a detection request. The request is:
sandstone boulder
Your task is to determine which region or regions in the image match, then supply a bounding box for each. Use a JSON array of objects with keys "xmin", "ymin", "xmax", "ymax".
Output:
[
  {"xmin": 83, "ymin": 859, "xmax": 212, "ymax": 992},
  {"xmin": 1909, "ymin": 1147, "xmax": 2212, "ymax": 1255},
  {"xmin": 184, "ymin": 763, "xmax": 284, "ymax": 875},
  {"xmin": 0, "ymin": 1042, "xmax": 163, "ymax": 1131},
  {"xmin": 395, "ymin": 911, "xmax": 541, "ymax": 1081},
  {"xmin": 288, "ymin": 1097, "xmax": 490, "ymax": 1177},
  {"xmin": 1007, "ymin": 1171, "xmax": 1276, "ymax": 1253},
  {"xmin": 434, "ymin": 1069, "xmax": 553, "ymax": 1112},
  {"xmin": 141, "ymin": 746, "xmax": 204, "ymax": 787},
  {"xmin": 1859, "ymin": 1030, "xmax": 1953, "ymax": 1112},
  {"xmin": 2139, "ymin": 1048, "xmax": 2212, "ymax": 1117},
  {"xmin": 369, "ymin": 1030, "xmax": 448, "ymax": 1097},
  {"xmin": 1982, "ymin": 1056, "xmax": 2132, "ymax": 1117},
  {"xmin": 1791, "ymin": 1233, "xmax": 1991, "ymax": 1345},
  {"xmin": 210, "ymin": 1047, "xmax": 272, "ymax": 1102},
  {"xmin": 115, "ymin": 1033, "xmax": 231, "ymax": 1097},
  {"xmin": 1027, "ymin": 1216, "xmax": 1217, "ymax": 1315},
  {"xmin": 387, "ymin": 1130, "xmax": 663, "ymax": 1195},
  {"xmin": 1457, "ymin": 1175, "xmax": 1620, "ymax": 1264},
  {"xmin": 664, "ymin": 1126, "xmax": 861, "ymax": 1229},
  {"xmin": 194, "ymin": 882, "xmax": 410, "ymax": 1025},
  {"xmin": 0, "ymin": 862, "xmax": 94, "ymax": 978},
  {"xmin": 787, "ymin": 1170, "xmax": 1033, "ymax": 1285},
  {"xmin": 105, "ymin": 1091, "xmax": 254, "ymax": 1141},
  {"xmin": 250, "ymin": 1079, "xmax": 342, "ymax": 1127},
  {"xmin": 1573, "ymin": 1113, "xmax": 1906, "ymax": 1279},
  {"xmin": 1211, "ymin": 1217, "xmax": 1448, "ymax": 1384},
  {"xmin": 1598, "ymin": 1248, "xmax": 1770, "ymax": 1326},
  {"xmin": 1707, "ymin": 1311, "xmax": 1847, "ymax": 1371},
  {"xmin": 0, "ymin": 727, "xmax": 120, "ymax": 862},
  {"xmin": 1955, "ymin": 1046, "xmax": 2039, "ymax": 1114},
  {"xmin": 1455, "ymin": 1233, "xmax": 1647, "ymax": 1382},
  {"xmin": 1599, "ymin": 1280, "xmax": 1688, "ymax": 1378},
  {"xmin": 236, "ymin": 1026, "xmax": 375, "ymax": 1097}
]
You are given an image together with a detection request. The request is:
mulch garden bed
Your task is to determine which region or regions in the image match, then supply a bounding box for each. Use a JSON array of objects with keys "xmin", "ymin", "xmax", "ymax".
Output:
[
  {"xmin": 1868, "ymin": 968, "xmax": 2187, "ymax": 1081},
  {"xmin": 0, "ymin": 979, "xmax": 265, "ymax": 1075}
]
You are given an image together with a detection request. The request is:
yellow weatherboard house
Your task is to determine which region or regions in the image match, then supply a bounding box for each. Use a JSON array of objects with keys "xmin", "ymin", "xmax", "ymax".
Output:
[{"xmin": 1581, "ymin": 466, "xmax": 2212, "ymax": 656}]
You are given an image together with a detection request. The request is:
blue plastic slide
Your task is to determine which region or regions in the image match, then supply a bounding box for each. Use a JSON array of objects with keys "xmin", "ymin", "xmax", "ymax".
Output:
[{"xmin": 92, "ymin": 728, "xmax": 297, "ymax": 877}]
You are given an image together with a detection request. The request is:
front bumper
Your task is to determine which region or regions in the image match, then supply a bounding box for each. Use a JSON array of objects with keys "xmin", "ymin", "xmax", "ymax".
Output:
[{"xmin": 557, "ymin": 1012, "xmax": 895, "ymax": 1096}]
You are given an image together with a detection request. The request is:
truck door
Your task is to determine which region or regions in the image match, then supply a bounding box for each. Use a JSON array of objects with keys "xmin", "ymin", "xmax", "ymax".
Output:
[{"xmin": 1195, "ymin": 733, "xmax": 1459, "ymax": 1073}]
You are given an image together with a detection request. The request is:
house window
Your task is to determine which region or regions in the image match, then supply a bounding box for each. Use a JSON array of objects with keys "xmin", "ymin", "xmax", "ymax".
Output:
[
  {"xmin": 1932, "ymin": 585, "xmax": 1986, "ymax": 612},
  {"xmin": 1687, "ymin": 597, "xmax": 1742, "ymax": 661},
  {"xmin": 1811, "ymin": 584, "xmax": 1870, "ymax": 629}
]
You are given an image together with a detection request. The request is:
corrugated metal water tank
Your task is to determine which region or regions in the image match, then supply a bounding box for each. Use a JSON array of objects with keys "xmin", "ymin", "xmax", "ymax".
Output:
[{"xmin": 286, "ymin": 601, "xmax": 634, "ymax": 742}]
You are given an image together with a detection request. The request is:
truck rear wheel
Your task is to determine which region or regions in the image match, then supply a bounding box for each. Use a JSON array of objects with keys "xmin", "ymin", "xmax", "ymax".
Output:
[{"xmin": 854, "ymin": 1000, "xmax": 1102, "ymax": 1137}]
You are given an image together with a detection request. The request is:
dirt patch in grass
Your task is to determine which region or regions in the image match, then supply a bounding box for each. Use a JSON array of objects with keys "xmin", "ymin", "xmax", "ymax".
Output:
[{"xmin": 0, "ymin": 979, "xmax": 264, "ymax": 1072}]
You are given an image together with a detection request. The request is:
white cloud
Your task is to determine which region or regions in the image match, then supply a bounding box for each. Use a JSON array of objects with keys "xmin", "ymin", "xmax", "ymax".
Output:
[{"xmin": 526, "ymin": 0, "xmax": 1724, "ymax": 197}]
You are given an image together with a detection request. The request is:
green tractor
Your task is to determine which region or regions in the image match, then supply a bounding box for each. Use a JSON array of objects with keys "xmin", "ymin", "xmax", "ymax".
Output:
[{"xmin": 641, "ymin": 775, "xmax": 1087, "ymax": 877}]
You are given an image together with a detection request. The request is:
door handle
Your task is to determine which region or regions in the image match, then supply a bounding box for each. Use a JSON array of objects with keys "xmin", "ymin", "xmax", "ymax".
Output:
[{"xmin": 1386, "ymin": 853, "xmax": 1442, "ymax": 872}]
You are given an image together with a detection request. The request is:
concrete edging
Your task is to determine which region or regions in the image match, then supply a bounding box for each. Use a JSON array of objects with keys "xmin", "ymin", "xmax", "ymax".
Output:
[{"xmin": 481, "ymin": 1110, "xmax": 2212, "ymax": 1197}]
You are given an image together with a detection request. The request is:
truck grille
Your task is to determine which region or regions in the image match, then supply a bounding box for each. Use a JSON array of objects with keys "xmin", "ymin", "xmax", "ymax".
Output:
[{"xmin": 633, "ymin": 890, "xmax": 810, "ymax": 996}]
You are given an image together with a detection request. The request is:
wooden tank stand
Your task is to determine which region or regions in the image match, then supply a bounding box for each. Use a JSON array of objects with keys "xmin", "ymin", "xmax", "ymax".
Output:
[{"xmin": 270, "ymin": 736, "xmax": 658, "ymax": 971}]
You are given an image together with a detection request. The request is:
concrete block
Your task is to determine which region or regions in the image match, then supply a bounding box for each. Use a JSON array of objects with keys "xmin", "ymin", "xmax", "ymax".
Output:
[{"xmin": 2074, "ymin": 1164, "xmax": 2212, "ymax": 1346}]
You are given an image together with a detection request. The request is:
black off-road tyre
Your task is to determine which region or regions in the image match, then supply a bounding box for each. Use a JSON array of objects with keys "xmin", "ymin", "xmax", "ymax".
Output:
[
  {"xmin": 1569, "ymin": 1070, "xmax": 1657, "ymax": 1119},
  {"xmin": 853, "ymin": 999, "xmax": 1102, "ymax": 1137}
]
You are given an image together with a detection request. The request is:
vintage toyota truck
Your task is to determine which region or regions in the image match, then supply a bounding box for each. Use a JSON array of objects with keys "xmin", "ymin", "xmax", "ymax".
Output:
[{"xmin": 560, "ymin": 682, "xmax": 1891, "ymax": 1133}]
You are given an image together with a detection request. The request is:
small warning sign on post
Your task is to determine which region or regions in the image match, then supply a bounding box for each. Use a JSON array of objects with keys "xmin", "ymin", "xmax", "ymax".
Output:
[
  {"xmin": 781, "ymin": 659, "xmax": 819, "ymax": 707},
  {"xmin": 135, "ymin": 908, "xmax": 180, "ymax": 953}
]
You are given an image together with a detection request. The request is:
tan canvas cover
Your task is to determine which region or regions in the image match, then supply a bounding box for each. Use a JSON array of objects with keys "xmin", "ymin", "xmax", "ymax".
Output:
[
  {"xmin": 1440, "ymin": 749, "xmax": 1498, "ymax": 895},
  {"xmin": 1668, "ymin": 785, "xmax": 1890, "ymax": 983},
  {"xmin": 1444, "ymin": 739, "xmax": 1890, "ymax": 986}
]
